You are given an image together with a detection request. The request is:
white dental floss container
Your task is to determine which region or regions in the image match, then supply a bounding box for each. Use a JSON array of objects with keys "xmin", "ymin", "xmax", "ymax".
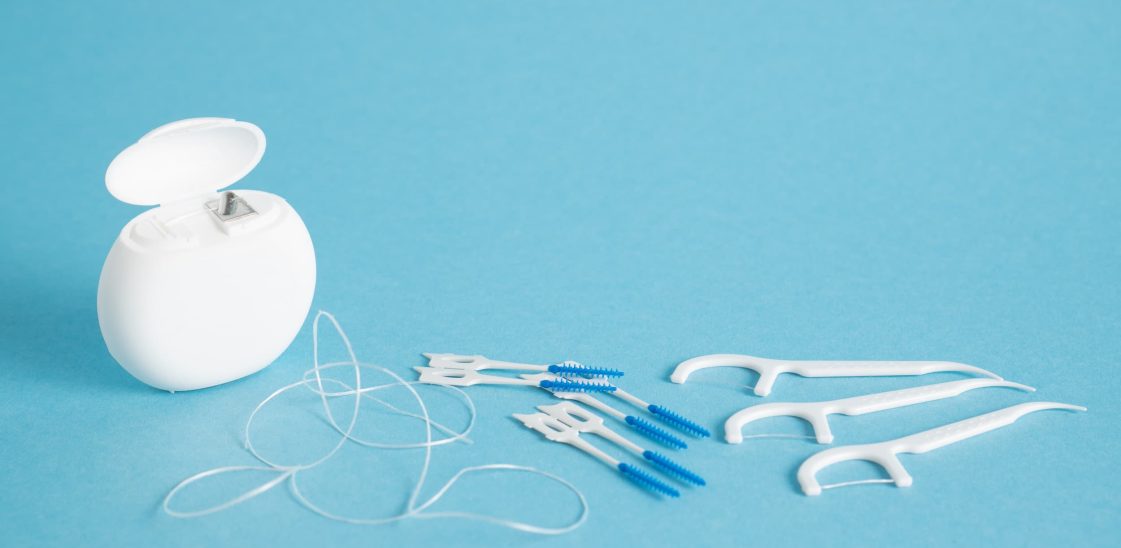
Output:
[{"xmin": 97, "ymin": 118, "xmax": 316, "ymax": 391}]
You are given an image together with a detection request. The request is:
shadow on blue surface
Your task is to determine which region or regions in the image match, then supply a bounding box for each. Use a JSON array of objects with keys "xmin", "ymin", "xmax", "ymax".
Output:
[{"xmin": 0, "ymin": 277, "xmax": 142, "ymax": 393}]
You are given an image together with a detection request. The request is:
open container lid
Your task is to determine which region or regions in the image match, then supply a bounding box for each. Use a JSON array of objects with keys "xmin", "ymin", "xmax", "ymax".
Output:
[{"xmin": 105, "ymin": 118, "xmax": 266, "ymax": 206}]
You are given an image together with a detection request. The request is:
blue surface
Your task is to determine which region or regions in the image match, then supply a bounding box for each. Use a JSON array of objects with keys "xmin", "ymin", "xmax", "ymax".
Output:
[{"xmin": 1, "ymin": 1, "xmax": 1119, "ymax": 546}]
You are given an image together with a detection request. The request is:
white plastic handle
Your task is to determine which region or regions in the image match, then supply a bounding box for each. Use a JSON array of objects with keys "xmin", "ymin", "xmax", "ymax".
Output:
[
  {"xmin": 414, "ymin": 366, "xmax": 532, "ymax": 387},
  {"xmin": 423, "ymin": 353, "xmax": 547, "ymax": 372},
  {"xmin": 539, "ymin": 402, "xmax": 608, "ymax": 431},
  {"xmin": 796, "ymin": 401, "xmax": 1086, "ymax": 496},
  {"xmin": 725, "ymin": 378, "xmax": 1034, "ymax": 443},
  {"xmin": 538, "ymin": 402, "xmax": 643, "ymax": 454},
  {"xmin": 513, "ymin": 412, "xmax": 618, "ymax": 466},
  {"xmin": 671, "ymin": 353, "xmax": 1002, "ymax": 396}
]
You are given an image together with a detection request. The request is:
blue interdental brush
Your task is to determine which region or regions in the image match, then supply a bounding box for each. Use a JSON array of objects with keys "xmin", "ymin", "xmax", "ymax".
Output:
[
  {"xmin": 547, "ymin": 360, "xmax": 624, "ymax": 378},
  {"xmin": 538, "ymin": 401, "xmax": 706, "ymax": 486},
  {"xmin": 414, "ymin": 365, "xmax": 616, "ymax": 393},
  {"xmin": 609, "ymin": 385, "xmax": 711, "ymax": 438},
  {"xmin": 539, "ymin": 378, "xmax": 618, "ymax": 393},
  {"xmin": 514, "ymin": 411, "xmax": 680, "ymax": 498},
  {"xmin": 422, "ymin": 353, "xmax": 623, "ymax": 378},
  {"xmin": 520, "ymin": 373, "xmax": 689, "ymax": 450}
]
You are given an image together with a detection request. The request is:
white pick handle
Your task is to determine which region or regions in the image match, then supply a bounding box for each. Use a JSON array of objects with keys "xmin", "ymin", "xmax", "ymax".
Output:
[
  {"xmin": 796, "ymin": 401, "xmax": 1086, "ymax": 496},
  {"xmin": 671, "ymin": 353, "xmax": 1002, "ymax": 396},
  {"xmin": 725, "ymin": 378, "xmax": 1034, "ymax": 443}
]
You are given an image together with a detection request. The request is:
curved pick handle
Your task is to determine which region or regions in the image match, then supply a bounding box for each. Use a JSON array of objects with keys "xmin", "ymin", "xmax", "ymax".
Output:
[
  {"xmin": 893, "ymin": 401, "xmax": 1086, "ymax": 454},
  {"xmin": 670, "ymin": 354, "xmax": 787, "ymax": 396},
  {"xmin": 724, "ymin": 403, "xmax": 832, "ymax": 444},
  {"xmin": 796, "ymin": 401, "xmax": 1086, "ymax": 496},
  {"xmin": 672, "ymin": 354, "xmax": 1003, "ymax": 397},
  {"xmin": 787, "ymin": 360, "xmax": 1002, "ymax": 381},
  {"xmin": 726, "ymin": 379, "xmax": 1034, "ymax": 444},
  {"xmin": 797, "ymin": 445, "xmax": 911, "ymax": 496},
  {"xmin": 834, "ymin": 379, "xmax": 1032, "ymax": 416}
]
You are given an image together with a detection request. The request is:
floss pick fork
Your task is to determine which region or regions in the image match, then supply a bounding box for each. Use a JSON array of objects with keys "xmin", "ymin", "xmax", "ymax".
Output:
[{"xmin": 797, "ymin": 401, "xmax": 1086, "ymax": 496}]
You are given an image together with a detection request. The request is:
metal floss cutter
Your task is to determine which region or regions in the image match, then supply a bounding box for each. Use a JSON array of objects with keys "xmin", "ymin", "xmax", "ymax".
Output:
[{"xmin": 97, "ymin": 118, "xmax": 316, "ymax": 391}]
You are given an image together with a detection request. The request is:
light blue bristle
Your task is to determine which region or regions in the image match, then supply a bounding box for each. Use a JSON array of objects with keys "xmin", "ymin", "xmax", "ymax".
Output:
[
  {"xmin": 625, "ymin": 415, "xmax": 688, "ymax": 450},
  {"xmin": 648, "ymin": 404, "xmax": 711, "ymax": 438},
  {"xmin": 539, "ymin": 379, "xmax": 617, "ymax": 393},
  {"xmin": 547, "ymin": 362, "xmax": 624, "ymax": 378},
  {"xmin": 617, "ymin": 463, "xmax": 680, "ymax": 498},
  {"xmin": 643, "ymin": 450, "xmax": 706, "ymax": 486}
]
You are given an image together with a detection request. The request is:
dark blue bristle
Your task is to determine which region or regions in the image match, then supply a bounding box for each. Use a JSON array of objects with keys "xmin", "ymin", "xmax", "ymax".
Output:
[
  {"xmin": 617, "ymin": 463, "xmax": 680, "ymax": 498},
  {"xmin": 539, "ymin": 379, "xmax": 617, "ymax": 393},
  {"xmin": 547, "ymin": 362, "xmax": 624, "ymax": 378},
  {"xmin": 648, "ymin": 404, "xmax": 711, "ymax": 438},
  {"xmin": 643, "ymin": 450, "xmax": 706, "ymax": 486},
  {"xmin": 625, "ymin": 415, "xmax": 687, "ymax": 450}
]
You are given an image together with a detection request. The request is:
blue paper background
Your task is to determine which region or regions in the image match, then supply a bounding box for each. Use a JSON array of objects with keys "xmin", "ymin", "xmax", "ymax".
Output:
[{"xmin": 1, "ymin": 1, "xmax": 1118, "ymax": 546}]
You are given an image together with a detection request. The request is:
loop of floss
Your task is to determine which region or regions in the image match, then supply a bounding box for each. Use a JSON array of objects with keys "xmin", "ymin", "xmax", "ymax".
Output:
[{"xmin": 163, "ymin": 311, "xmax": 589, "ymax": 534}]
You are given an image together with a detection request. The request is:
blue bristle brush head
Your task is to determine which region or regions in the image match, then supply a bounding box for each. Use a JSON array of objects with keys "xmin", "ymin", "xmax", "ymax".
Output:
[
  {"xmin": 643, "ymin": 450, "xmax": 706, "ymax": 486},
  {"xmin": 617, "ymin": 463, "xmax": 680, "ymax": 498},
  {"xmin": 625, "ymin": 415, "xmax": 688, "ymax": 450},
  {"xmin": 648, "ymin": 404, "xmax": 711, "ymax": 438},
  {"xmin": 539, "ymin": 379, "xmax": 617, "ymax": 393},
  {"xmin": 547, "ymin": 361, "xmax": 624, "ymax": 378}
]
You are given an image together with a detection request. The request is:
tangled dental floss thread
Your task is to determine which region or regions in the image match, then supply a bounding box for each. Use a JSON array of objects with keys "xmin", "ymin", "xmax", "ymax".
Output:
[{"xmin": 163, "ymin": 312, "xmax": 589, "ymax": 535}]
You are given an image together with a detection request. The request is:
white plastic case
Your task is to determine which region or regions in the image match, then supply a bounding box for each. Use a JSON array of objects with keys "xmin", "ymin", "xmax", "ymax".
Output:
[{"xmin": 97, "ymin": 118, "xmax": 316, "ymax": 391}]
